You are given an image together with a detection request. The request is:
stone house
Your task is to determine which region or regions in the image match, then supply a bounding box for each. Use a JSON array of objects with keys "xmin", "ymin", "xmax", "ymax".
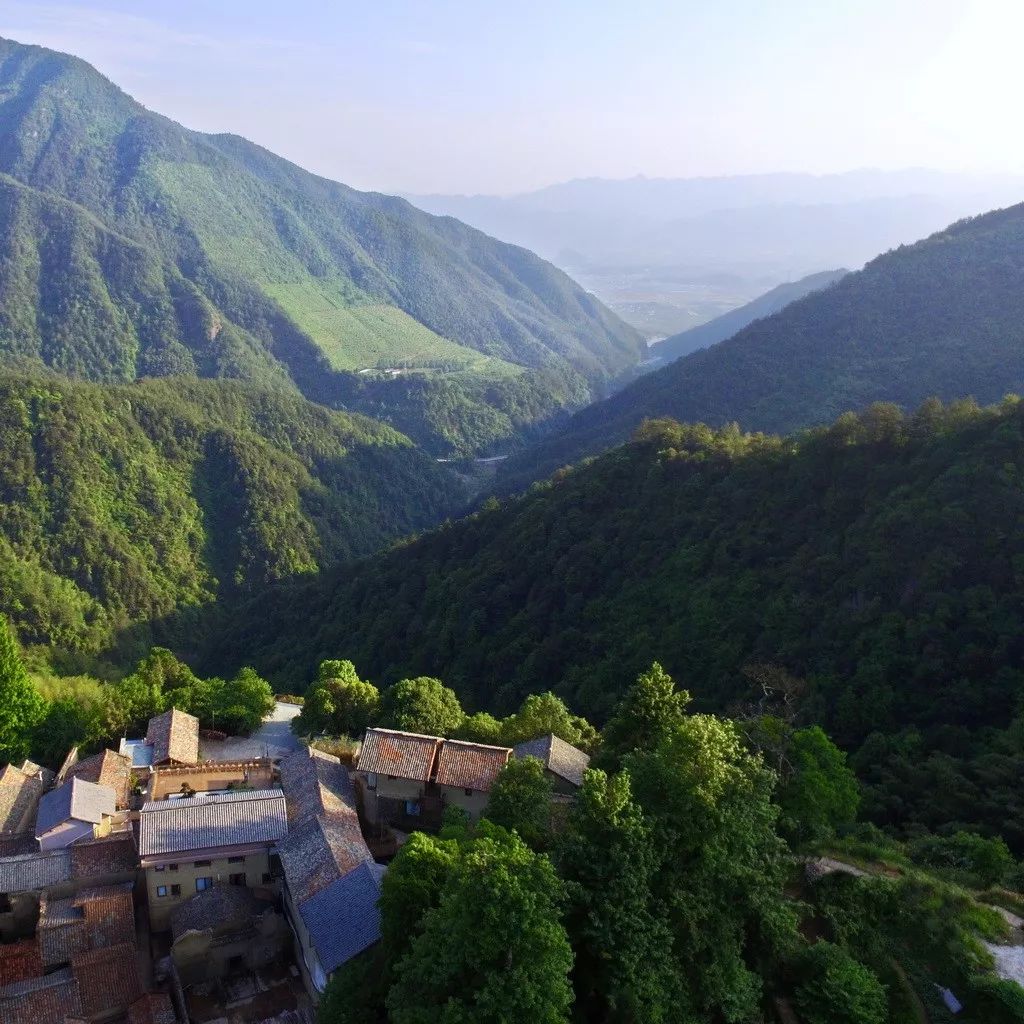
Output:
[
  {"xmin": 513, "ymin": 734, "xmax": 591, "ymax": 794},
  {"xmin": 277, "ymin": 747, "xmax": 382, "ymax": 996},
  {"xmin": 137, "ymin": 788, "xmax": 287, "ymax": 930},
  {"xmin": 0, "ymin": 762, "xmax": 53, "ymax": 852},
  {"xmin": 119, "ymin": 708, "xmax": 200, "ymax": 779},
  {"xmin": 34, "ymin": 778, "xmax": 118, "ymax": 852}
]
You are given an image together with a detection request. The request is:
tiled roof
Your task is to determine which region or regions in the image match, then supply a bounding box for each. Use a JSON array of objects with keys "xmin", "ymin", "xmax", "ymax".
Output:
[
  {"xmin": 279, "ymin": 747, "xmax": 354, "ymax": 825},
  {"xmin": 38, "ymin": 883, "xmax": 135, "ymax": 967},
  {"xmin": 513, "ymin": 734, "xmax": 591, "ymax": 788},
  {"xmin": 69, "ymin": 831, "xmax": 138, "ymax": 879},
  {"xmin": 356, "ymin": 728, "xmax": 440, "ymax": 782},
  {"xmin": 0, "ymin": 764, "xmax": 47, "ymax": 836},
  {"xmin": 65, "ymin": 750, "xmax": 133, "ymax": 810},
  {"xmin": 279, "ymin": 813, "xmax": 370, "ymax": 906},
  {"xmin": 0, "ymin": 849, "xmax": 72, "ymax": 893},
  {"xmin": 35, "ymin": 777, "xmax": 116, "ymax": 838},
  {"xmin": 298, "ymin": 861, "xmax": 382, "ymax": 975},
  {"xmin": 146, "ymin": 709, "xmax": 199, "ymax": 766},
  {"xmin": 170, "ymin": 883, "xmax": 267, "ymax": 941},
  {"xmin": 71, "ymin": 943, "xmax": 142, "ymax": 1018},
  {"xmin": 434, "ymin": 739, "xmax": 511, "ymax": 793},
  {"xmin": 0, "ymin": 939, "xmax": 41, "ymax": 987},
  {"xmin": 138, "ymin": 790, "xmax": 287, "ymax": 857},
  {"xmin": 0, "ymin": 968, "xmax": 81, "ymax": 1024},
  {"xmin": 128, "ymin": 993, "xmax": 177, "ymax": 1024}
]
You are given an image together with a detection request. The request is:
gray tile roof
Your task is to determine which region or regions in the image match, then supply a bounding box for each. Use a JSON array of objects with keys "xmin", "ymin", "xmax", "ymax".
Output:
[
  {"xmin": 64, "ymin": 751, "xmax": 132, "ymax": 810},
  {"xmin": 0, "ymin": 850, "xmax": 72, "ymax": 893},
  {"xmin": 35, "ymin": 778, "xmax": 116, "ymax": 838},
  {"xmin": 0, "ymin": 764, "xmax": 47, "ymax": 836},
  {"xmin": 513, "ymin": 734, "xmax": 591, "ymax": 788},
  {"xmin": 170, "ymin": 883, "xmax": 268, "ymax": 941},
  {"xmin": 0, "ymin": 967, "xmax": 81, "ymax": 1024},
  {"xmin": 298, "ymin": 861, "xmax": 382, "ymax": 974},
  {"xmin": 146, "ymin": 708, "xmax": 199, "ymax": 766},
  {"xmin": 357, "ymin": 729, "xmax": 439, "ymax": 782},
  {"xmin": 279, "ymin": 747, "xmax": 354, "ymax": 825},
  {"xmin": 138, "ymin": 789, "xmax": 287, "ymax": 857}
]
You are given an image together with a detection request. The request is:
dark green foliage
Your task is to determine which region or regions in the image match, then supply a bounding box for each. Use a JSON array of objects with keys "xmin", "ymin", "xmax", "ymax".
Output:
[
  {"xmin": 777, "ymin": 726, "xmax": 860, "ymax": 843},
  {"xmin": 385, "ymin": 824, "xmax": 573, "ymax": 1024},
  {"xmin": 218, "ymin": 400, "xmax": 1024, "ymax": 846},
  {"xmin": 595, "ymin": 663, "xmax": 690, "ymax": 772},
  {"xmin": 556, "ymin": 769, "xmax": 678, "ymax": 1023},
  {"xmin": 908, "ymin": 831, "xmax": 1015, "ymax": 888},
  {"xmin": 0, "ymin": 38, "xmax": 642, "ymax": 457},
  {"xmin": 794, "ymin": 942, "xmax": 887, "ymax": 1024},
  {"xmin": 0, "ymin": 371, "xmax": 463, "ymax": 655},
  {"xmin": 497, "ymin": 692, "xmax": 599, "ymax": 752},
  {"xmin": 499, "ymin": 201, "xmax": 1024, "ymax": 489},
  {"xmin": 484, "ymin": 757, "xmax": 554, "ymax": 850},
  {"xmin": 0, "ymin": 614, "xmax": 45, "ymax": 762},
  {"xmin": 292, "ymin": 661, "xmax": 380, "ymax": 738},
  {"xmin": 377, "ymin": 676, "xmax": 466, "ymax": 736},
  {"xmin": 626, "ymin": 714, "xmax": 798, "ymax": 1021}
]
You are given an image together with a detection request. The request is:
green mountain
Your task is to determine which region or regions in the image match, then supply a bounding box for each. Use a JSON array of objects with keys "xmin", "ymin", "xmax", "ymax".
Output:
[
  {"xmin": 210, "ymin": 401, "xmax": 1024, "ymax": 847},
  {"xmin": 0, "ymin": 38, "xmax": 643, "ymax": 455},
  {"xmin": 498, "ymin": 203, "xmax": 1024, "ymax": 490},
  {"xmin": 649, "ymin": 268, "xmax": 847, "ymax": 364},
  {"xmin": 0, "ymin": 371, "xmax": 462, "ymax": 656}
]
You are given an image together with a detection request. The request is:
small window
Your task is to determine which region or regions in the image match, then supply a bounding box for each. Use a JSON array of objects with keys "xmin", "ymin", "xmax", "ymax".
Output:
[
  {"xmin": 366, "ymin": 772, "xmax": 378, "ymax": 790},
  {"xmin": 194, "ymin": 860, "xmax": 212, "ymax": 867},
  {"xmin": 156, "ymin": 885, "xmax": 168, "ymax": 897},
  {"xmin": 228, "ymin": 856, "xmax": 244, "ymax": 864},
  {"xmin": 155, "ymin": 865, "xmax": 165, "ymax": 872},
  {"xmin": 464, "ymin": 788, "xmax": 473, "ymax": 797},
  {"xmin": 262, "ymin": 872, "xmax": 273, "ymax": 884},
  {"xmin": 405, "ymin": 800, "xmax": 420, "ymax": 816},
  {"xmin": 195, "ymin": 877, "xmax": 213, "ymax": 892},
  {"xmin": 170, "ymin": 884, "xmax": 181, "ymax": 896},
  {"xmin": 229, "ymin": 873, "xmax": 246, "ymax": 886},
  {"xmin": 169, "ymin": 863, "xmax": 179, "ymax": 871},
  {"xmin": 0, "ymin": 895, "xmax": 11, "ymax": 913}
]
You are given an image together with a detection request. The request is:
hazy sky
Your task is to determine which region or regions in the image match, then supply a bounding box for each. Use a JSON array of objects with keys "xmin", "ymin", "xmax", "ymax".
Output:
[{"xmin": 1, "ymin": 0, "xmax": 1021, "ymax": 195}]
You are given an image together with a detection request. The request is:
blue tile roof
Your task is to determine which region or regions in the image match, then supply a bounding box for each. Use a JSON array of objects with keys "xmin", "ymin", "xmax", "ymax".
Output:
[
  {"xmin": 35, "ymin": 777, "xmax": 115, "ymax": 838},
  {"xmin": 298, "ymin": 861, "xmax": 381, "ymax": 975}
]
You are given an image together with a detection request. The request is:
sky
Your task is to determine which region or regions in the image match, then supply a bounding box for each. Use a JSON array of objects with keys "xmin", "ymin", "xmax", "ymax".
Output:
[{"xmin": 1, "ymin": 0, "xmax": 1022, "ymax": 195}]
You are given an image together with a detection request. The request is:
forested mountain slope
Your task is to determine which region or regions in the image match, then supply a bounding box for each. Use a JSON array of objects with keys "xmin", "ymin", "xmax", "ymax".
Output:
[
  {"xmin": 0, "ymin": 372, "xmax": 462, "ymax": 655},
  {"xmin": 498, "ymin": 202, "xmax": 1024, "ymax": 489},
  {"xmin": 649, "ymin": 268, "xmax": 847, "ymax": 364},
  {"xmin": 0, "ymin": 38, "xmax": 642, "ymax": 455},
  {"xmin": 211, "ymin": 400, "xmax": 1024, "ymax": 845}
]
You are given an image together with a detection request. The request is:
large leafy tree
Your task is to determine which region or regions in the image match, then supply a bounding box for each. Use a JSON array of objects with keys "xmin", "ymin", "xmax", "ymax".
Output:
[
  {"xmin": 778, "ymin": 725, "xmax": 860, "ymax": 842},
  {"xmin": 485, "ymin": 756, "xmax": 554, "ymax": 850},
  {"xmin": 293, "ymin": 660, "xmax": 380, "ymax": 737},
  {"xmin": 500, "ymin": 692, "xmax": 598, "ymax": 752},
  {"xmin": 627, "ymin": 713, "xmax": 797, "ymax": 1022},
  {"xmin": 386, "ymin": 824, "xmax": 574, "ymax": 1024},
  {"xmin": 596, "ymin": 663, "xmax": 690, "ymax": 771},
  {"xmin": 378, "ymin": 676, "xmax": 465, "ymax": 736},
  {"xmin": 556, "ymin": 768, "xmax": 678, "ymax": 1022},
  {"xmin": 0, "ymin": 616, "xmax": 46, "ymax": 763},
  {"xmin": 794, "ymin": 942, "xmax": 887, "ymax": 1024}
]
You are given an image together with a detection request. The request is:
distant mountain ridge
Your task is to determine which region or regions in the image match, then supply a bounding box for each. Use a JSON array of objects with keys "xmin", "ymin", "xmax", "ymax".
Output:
[
  {"xmin": 0, "ymin": 37, "xmax": 643, "ymax": 455},
  {"xmin": 497, "ymin": 202, "xmax": 1024, "ymax": 491},
  {"xmin": 649, "ymin": 269, "xmax": 848, "ymax": 364}
]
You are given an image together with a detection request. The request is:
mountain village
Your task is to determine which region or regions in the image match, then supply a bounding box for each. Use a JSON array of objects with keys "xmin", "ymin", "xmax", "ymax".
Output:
[{"xmin": 0, "ymin": 704, "xmax": 590, "ymax": 1024}]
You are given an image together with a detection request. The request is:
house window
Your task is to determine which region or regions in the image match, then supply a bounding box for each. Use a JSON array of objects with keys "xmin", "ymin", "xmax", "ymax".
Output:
[
  {"xmin": 155, "ymin": 865, "xmax": 165, "ymax": 872},
  {"xmin": 366, "ymin": 772, "xmax": 378, "ymax": 790},
  {"xmin": 194, "ymin": 860, "xmax": 212, "ymax": 867},
  {"xmin": 171, "ymin": 884, "xmax": 181, "ymax": 896},
  {"xmin": 229, "ymin": 873, "xmax": 246, "ymax": 886},
  {"xmin": 0, "ymin": 895, "xmax": 10, "ymax": 913},
  {"xmin": 405, "ymin": 800, "xmax": 420, "ymax": 816},
  {"xmin": 156, "ymin": 885, "xmax": 168, "ymax": 897},
  {"xmin": 262, "ymin": 872, "xmax": 273, "ymax": 884},
  {"xmin": 228, "ymin": 856, "xmax": 244, "ymax": 864},
  {"xmin": 195, "ymin": 877, "xmax": 213, "ymax": 892},
  {"xmin": 464, "ymin": 788, "xmax": 473, "ymax": 797},
  {"xmin": 169, "ymin": 864, "xmax": 179, "ymax": 871}
]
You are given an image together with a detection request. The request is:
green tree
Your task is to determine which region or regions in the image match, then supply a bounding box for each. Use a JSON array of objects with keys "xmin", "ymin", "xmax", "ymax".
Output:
[
  {"xmin": 485, "ymin": 756, "xmax": 554, "ymax": 850},
  {"xmin": 778, "ymin": 725, "xmax": 860, "ymax": 842},
  {"xmin": 500, "ymin": 692, "xmax": 597, "ymax": 751},
  {"xmin": 596, "ymin": 663, "xmax": 690, "ymax": 771},
  {"xmin": 794, "ymin": 942, "xmax": 886, "ymax": 1024},
  {"xmin": 0, "ymin": 616, "xmax": 46, "ymax": 763},
  {"xmin": 294, "ymin": 660, "xmax": 380, "ymax": 737},
  {"xmin": 908, "ymin": 830, "xmax": 1016, "ymax": 887},
  {"xmin": 456, "ymin": 711, "xmax": 503, "ymax": 744},
  {"xmin": 378, "ymin": 676, "xmax": 465, "ymax": 736},
  {"xmin": 386, "ymin": 824, "xmax": 573, "ymax": 1024},
  {"xmin": 556, "ymin": 768, "xmax": 678, "ymax": 1022},
  {"xmin": 215, "ymin": 667, "xmax": 275, "ymax": 735},
  {"xmin": 627, "ymin": 713, "xmax": 798, "ymax": 1022}
]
